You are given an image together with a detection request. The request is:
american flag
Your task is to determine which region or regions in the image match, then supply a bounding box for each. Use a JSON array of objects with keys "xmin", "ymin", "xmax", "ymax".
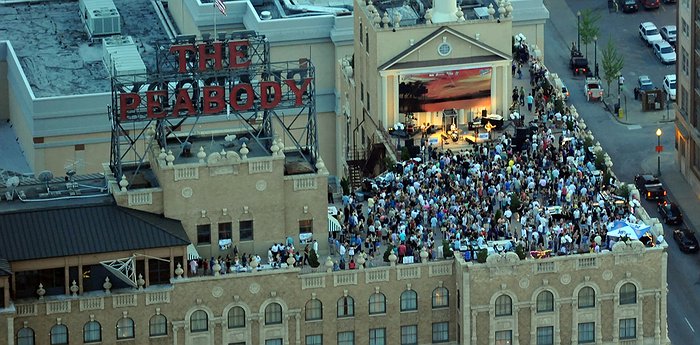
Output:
[{"xmin": 215, "ymin": 0, "xmax": 227, "ymax": 16}]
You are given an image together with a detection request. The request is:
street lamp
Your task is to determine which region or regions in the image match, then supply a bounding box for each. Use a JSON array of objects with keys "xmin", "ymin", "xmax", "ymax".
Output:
[
  {"xmin": 656, "ymin": 128, "xmax": 662, "ymax": 176},
  {"xmin": 593, "ymin": 35, "xmax": 598, "ymax": 77},
  {"xmin": 577, "ymin": 11, "xmax": 581, "ymax": 50}
]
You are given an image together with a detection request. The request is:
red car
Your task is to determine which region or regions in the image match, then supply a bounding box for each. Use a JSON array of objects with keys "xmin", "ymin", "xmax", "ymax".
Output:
[{"xmin": 641, "ymin": 0, "xmax": 660, "ymax": 9}]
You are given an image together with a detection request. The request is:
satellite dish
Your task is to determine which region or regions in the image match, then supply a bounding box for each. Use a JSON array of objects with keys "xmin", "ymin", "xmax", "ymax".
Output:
[
  {"xmin": 37, "ymin": 170, "xmax": 54, "ymax": 191},
  {"xmin": 5, "ymin": 176, "xmax": 19, "ymax": 188}
]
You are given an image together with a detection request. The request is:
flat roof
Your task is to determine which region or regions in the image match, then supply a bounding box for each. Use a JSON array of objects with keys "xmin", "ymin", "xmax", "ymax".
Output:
[{"xmin": 0, "ymin": 0, "xmax": 169, "ymax": 97}]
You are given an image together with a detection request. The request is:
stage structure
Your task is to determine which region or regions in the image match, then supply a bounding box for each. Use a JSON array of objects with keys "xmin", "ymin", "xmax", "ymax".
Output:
[{"xmin": 109, "ymin": 31, "xmax": 318, "ymax": 183}]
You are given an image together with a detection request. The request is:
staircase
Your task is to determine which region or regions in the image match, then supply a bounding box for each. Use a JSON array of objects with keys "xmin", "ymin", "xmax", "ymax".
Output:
[{"xmin": 347, "ymin": 163, "xmax": 363, "ymax": 191}]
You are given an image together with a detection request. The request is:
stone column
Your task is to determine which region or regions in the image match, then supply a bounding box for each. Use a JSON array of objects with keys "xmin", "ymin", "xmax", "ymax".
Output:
[{"xmin": 471, "ymin": 310, "xmax": 478, "ymax": 345}]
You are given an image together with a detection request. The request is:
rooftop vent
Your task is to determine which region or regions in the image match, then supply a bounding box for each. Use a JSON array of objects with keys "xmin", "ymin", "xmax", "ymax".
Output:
[
  {"xmin": 102, "ymin": 36, "xmax": 147, "ymax": 82},
  {"xmin": 80, "ymin": 0, "xmax": 122, "ymax": 38},
  {"xmin": 260, "ymin": 11, "xmax": 272, "ymax": 20}
]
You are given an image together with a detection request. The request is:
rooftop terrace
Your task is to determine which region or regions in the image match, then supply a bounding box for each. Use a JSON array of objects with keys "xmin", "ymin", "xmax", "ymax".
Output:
[{"xmin": 0, "ymin": 0, "xmax": 169, "ymax": 97}]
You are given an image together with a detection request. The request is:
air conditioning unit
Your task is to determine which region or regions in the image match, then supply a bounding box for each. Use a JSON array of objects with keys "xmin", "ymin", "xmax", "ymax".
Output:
[
  {"xmin": 102, "ymin": 35, "xmax": 147, "ymax": 83},
  {"xmin": 79, "ymin": 0, "xmax": 121, "ymax": 38}
]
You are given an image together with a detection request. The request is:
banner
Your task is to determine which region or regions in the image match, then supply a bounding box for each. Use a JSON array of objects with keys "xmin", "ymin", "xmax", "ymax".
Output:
[{"xmin": 399, "ymin": 67, "xmax": 492, "ymax": 113}]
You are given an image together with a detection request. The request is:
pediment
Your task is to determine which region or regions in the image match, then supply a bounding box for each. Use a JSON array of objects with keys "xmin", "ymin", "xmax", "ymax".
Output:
[{"xmin": 379, "ymin": 26, "xmax": 511, "ymax": 71}]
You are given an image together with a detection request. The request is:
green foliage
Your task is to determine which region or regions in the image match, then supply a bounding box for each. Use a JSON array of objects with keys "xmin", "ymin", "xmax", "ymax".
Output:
[
  {"xmin": 515, "ymin": 243, "xmax": 526, "ymax": 260},
  {"xmin": 340, "ymin": 177, "xmax": 350, "ymax": 195},
  {"xmin": 476, "ymin": 249, "xmax": 489, "ymax": 263},
  {"xmin": 383, "ymin": 244, "xmax": 395, "ymax": 262},
  {"xmin": 594, "ymin": 151, "xmax": 606, "ymax": 171},
  {"xmin": 601, "ymin": 35, "xmax": 624, "ymax": 98},
  {"xmin": 554, "ymin": 99, "xmax": 565, "ymax": 114},
  {"xmin": 583, "ymin": 136, "xmax": 594, "ymax": 150},
  {"xmin": 615, "ymin": 184, "xmax": 631, "ymax": 199},
  {"xmin": 308, "ymin": 249, "xmax": 320, "ymax": 268},
  {"xmin": 579, "ymin": 9, "xmax": 601, "ymax": 58},
  {"xmin": 442, "ymin": 240, "xmax": 454, "ymax": 259},
  {"xmin": 510, "ymin": 193, "xmax": 521, "ymax": 211}
]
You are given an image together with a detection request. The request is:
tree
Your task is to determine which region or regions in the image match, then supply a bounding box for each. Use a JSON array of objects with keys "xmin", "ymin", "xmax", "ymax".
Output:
[
  {"xmin": 601, "ymin": 35, "xmax": 624, "ymax": 100},
  {"xmin": 579, "ymin": 9, "xmax": 601, "ymax": 58}
]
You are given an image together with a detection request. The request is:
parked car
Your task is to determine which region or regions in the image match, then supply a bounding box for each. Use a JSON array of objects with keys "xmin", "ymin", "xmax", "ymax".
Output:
[
  {"xmin": 673, "ymin": 228, "xmax": 699, "ymax": 253},
  {"xmin": 658, "ymin": 201, "xmax": 683, "ymax": 225},
  {"xmin": 660, "ymin": 25, "xmax": 677, "ymax": 45},
  {"xmin": 653, "ymin": 40, "xmax": 676, "ymax": 64},
  {"xmin": 663, "ymin": 74, "xmax": 676, "ymax": 101},
  {"xmin": 584, "ymin": 77, "xmax": 604, "ymax": 101},
  {"xmin": 620, "ymin": 0, "xmax": 639, "ymax": 12},
  {"xmin": 638, "ymin": 75, "xmax": 654, "ymax": 91},
  {"xmin": 639, "ymin": 22, "xmax": 663, "ymax": 45},
  {"xmin": 641, "ymin": 0, "xmax": 660, "ymax": 9},
  {"xmin": 634, "ymin": 174, "xmax": 666, "ymax": 200}
]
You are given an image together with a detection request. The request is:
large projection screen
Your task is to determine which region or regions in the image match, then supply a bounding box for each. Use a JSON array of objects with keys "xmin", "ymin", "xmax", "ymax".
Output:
[{"xmin": 398, "ymin": 67, "xmax": 492, "ymax": 113}]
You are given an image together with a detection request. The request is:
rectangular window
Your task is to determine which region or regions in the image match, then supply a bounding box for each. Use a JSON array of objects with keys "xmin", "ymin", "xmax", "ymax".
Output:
[
  {"xmin": 432, "ymin": 322, "xmax": 449, "ymax": 343},
  {"xmin": 15, "ymin": 268, "xmax": 64, "ymax": 298},
  {"xmin": 682, "ymin": 86, "xmax": 689, "ymax": 115},
  {"xmin": 578, "ymin": 322, "xmax": 595, "ymax": 343},
  {"xmin": 360, "ymin": 83, "xmax": 364, "ymax": 102},
  {"xmin": 197, "ymin": 224, "xmax": 211, "ymax": 244},
  {"xmin": 148, "ymin": 258, "xmax": 171, "ymax": 285},
  {"xmin": 218, "ymin": 222, "xmax": 232, "ymax": 240},
  {"xmin": 338, "ymin": 331, "xmax": 355, "ymax": 345},
  {"xmin": 401, "ymin": 325, "xmax": 417, "ymax": 345},
  {"xmin": 299, "ymin": 219, "xmax": 313, "ymax": 234},
  {"xmin": 265, "ymin": 339, "xmax": 283, "ymax": 345},
  {"xmin": 536, "ymin": 326, "xmax": 554, "ymax": 345},
  {"xmin": 359, "ymin": 22, "xmax": 363, "ymax": 45},
  {"xmin": 682, "ymin": 18, "xmax": 689, "ymax": 37},
  {"xmin": 682, "ymin": 48, "xmax": 689, "ymax": 76},
  {"xmin": 495, "ymin": 330, "xmax": 512, "ymax": 345},
  {"xmin": 365, "ymin": 32, "xmax": 369, "ymax": 53},
  {"xmin": 306, "ymin": 334, "xmax": 322, "ymax": 345},
  {"xmin": 619, "ymin": 318, "xmax": 636, "ymax": 340},
  {"xmin": 0, "ymin": 287, "xmax": 4, "ymax": 308},
  {"xmin": 369, "ymin": 328, "xmax": 386, "ymax": 345},
  {"xmin": 239, "ymin": 220, "xmax": 254, "ymax": 241}
]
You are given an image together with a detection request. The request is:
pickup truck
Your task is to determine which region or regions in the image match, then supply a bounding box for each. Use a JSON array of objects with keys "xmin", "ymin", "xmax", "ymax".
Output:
[
  {"xmin": 584, "ymin": 77, "xmax": 604, "ymax": 101},
  {"xmin": 634, "ymin": 174, "xmax": 667, "ymax": 200}
]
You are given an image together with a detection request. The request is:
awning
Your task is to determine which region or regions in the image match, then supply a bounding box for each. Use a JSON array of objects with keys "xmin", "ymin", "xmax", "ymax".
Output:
[
  {"xmin": 328, "ymin": 214, "xmax": 342, "ymax": 232},
  {"xmin": 187, "ymin": 244, "xmax": 201, "ymax": 261}
]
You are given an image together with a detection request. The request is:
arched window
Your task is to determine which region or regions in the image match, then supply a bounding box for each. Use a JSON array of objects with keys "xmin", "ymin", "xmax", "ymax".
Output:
[
  {"xmin": 337, "ymin": 296, "xmax": 355, "ymax": 317},
  {"xmin": 432, "ymin": 287, "xmax": 449, "ymax": 308},
  {"xmin": 578, "ymin": 287, "xmax": 596, "ymax": 309},
  {"xmin": 400, "ymin": 290, "xmax": 418, "ymax": 311},
  {"xmin": 83, "ymin": 321, "xmax": 101, "ymax": 343},
  {"xmin": 305, "ymin": 299, "xmax": 323, "ymax": 321},
  {"xmin": 149, "ymin": 314, "xmax": 168, "ymax": 337},
  {"xmin": 495, "ymin": 295, "xmax": 513, "ymax": 316},
  {"xmin": 50, "ymin": 324, "xmax": 68, "ymax": 345},
  {"xmin": 190, "ymin": 310, "xmax": 209, "ymax": 332},
  {"xmin": 620, "ymin": 283, "xmax": 637, "ymax": 305},
  {"xmin": 369, "ymin": 293, "xmax": 386, "ymax": 315},
  {"xmin": 228, "ymin": 307, "xmax": 246, "ymax": 328},
  {"xmin": 265, "ymin": 303, "xmax": 283, "ymax": 325},
  {"xmin": 116, "ymin": 317, "xmax": 135, "ymax": 339},
  {"xmin": 17, "ymin": 327, "xmax": 35, "ymax": 345},
  {"xmin": 536, "ymin": 290, "xmax": 554, "ymax": 312}
]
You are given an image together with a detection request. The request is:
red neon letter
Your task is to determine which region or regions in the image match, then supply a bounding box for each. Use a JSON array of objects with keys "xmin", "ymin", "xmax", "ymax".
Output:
[
  {"xmin": 146, "ymin": 90, "xmax": 167, "ymax": 119},
  {"xmin": 171, "ymin": 89, "xmax": 196, "ymax": 117},
  {"xmin": 198, "ymin": 42, "xmax": 223, "ymax": 72},
  {"xmin": 228, "ymin": 41, "xmax": 251, "ymax": 69},
  {"xmin": 260, "ymin": 81, "xmax": 282, "ymax": 109},
  {"xmin": 202, "ymin": 86, "xmax": 225, "ymax": 114},
  {"xmin": 169, "ymin": 45, "xmax": 196, "ymax": 73},
  {"xmin": 119, "ymin": 93, "xmax": 141, "ymax": 121},
  {"xmin": 284, "ymin": 78, "xmax": 313, "ymax": 106},
  {"xmin": 230, "ymin": 84, "xmax": 254, "ymax": 111}
]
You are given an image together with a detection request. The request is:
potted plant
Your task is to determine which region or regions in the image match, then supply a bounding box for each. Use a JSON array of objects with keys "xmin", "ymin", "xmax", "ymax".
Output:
[
  {"xmin": 515, "ymin": 243, "xmax": 526, "ymax": 260},
  {"xmin": 308, "ymin": 249, "xmax": 320, "ymax": 268},
  {"xmin": 442, "ymin": 240, "xmax": 454, "ymax": 259}
]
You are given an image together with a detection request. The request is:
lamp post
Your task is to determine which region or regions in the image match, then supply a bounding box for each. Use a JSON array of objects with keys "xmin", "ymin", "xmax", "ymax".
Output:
[
  {"xmin": 577, "ymin": 11, "xmax": 581, "ymax": 50},
  {"xmin": 593, "ymin": 35, "xmax": 598, "ymax": 77},
  {"xmin": 656, "ymin": 128, "xmax": 662, "ymax": 176}
]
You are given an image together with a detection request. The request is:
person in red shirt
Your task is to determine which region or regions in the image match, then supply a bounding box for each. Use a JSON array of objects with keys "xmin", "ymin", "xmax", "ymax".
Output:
[
  {"xmin": 348, "ymin": 259, "xmax": 356, "ymax": 270},
  {"xmin": 398, "ymin": 242, "xmax": 407, "ymax": 263}
]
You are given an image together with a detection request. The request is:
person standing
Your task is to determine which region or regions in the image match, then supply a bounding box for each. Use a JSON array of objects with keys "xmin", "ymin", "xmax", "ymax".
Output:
[
  {"xmin": 527, "ymin": 93, "xmax": 534, "ymax": 112},
  {"xmin": 519, "ymin": 87, "xmax": 525, "ymax": 106}
]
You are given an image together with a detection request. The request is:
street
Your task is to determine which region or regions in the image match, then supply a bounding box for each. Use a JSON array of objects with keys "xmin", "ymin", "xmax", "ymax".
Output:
[{"xmin": 542, "ymin": 0, "xmax": 698, "ymax": 343}]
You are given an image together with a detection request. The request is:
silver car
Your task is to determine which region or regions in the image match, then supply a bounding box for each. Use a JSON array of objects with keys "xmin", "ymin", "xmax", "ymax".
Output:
[
  {"xmin": 660, "ymin": 25, "xmax": 677, "ymax": 45},
  {"xmin": 653, "ymin": 40, "xmax": 676, "ymax": 64}
]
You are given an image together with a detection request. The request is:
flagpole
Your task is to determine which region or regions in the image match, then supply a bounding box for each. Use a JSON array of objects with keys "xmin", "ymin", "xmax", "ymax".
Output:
[{"xmin": 213, "ymin": 2, "xmax": 217, "ymax": 38}]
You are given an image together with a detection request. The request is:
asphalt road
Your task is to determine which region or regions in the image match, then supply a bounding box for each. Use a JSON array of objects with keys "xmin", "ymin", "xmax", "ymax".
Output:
[{"xmin": 543, "ymin": 1, "xmax": 698, "ymax": 344}]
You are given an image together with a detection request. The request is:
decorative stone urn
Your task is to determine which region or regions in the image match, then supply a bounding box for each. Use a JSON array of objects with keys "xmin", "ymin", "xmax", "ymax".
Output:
[
  {"xmin": 325, "ymin": 256, "xmax": 334, "ymax": 273},
  {"xmin": 70, "ymin": 280, "xmax": 79, "ymax": 297},
  {"xmin": 103, "ymin": 277, "xmax": 112, "ymax": 294},
  {"xmin": 37, "ymin": 283, "xmax": 45, "ymax": 300},
  {"xmin": 174, "ymin": 263, "xmax": 184, "ymax": 278}
]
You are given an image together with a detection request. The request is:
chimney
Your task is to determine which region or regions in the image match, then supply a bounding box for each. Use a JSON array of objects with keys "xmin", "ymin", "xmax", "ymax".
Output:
[{"xmin": 430, "ymin": 0, "xmax": 458, "ymax": 23}]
